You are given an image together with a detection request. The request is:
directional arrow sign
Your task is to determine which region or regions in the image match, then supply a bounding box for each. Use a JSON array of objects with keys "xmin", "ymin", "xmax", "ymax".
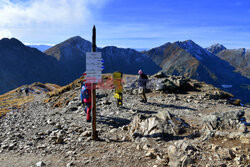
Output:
[
  {"xmin": 87, "ymin": 62, "xmax": 104, "ymax": 66},
  {"xmin": 86, "ymin": 66, "xmax": 104, "ymax": 71},
  {"xmin": 86, "ymin": 64, "xmax": 104, "ymax": 68},
  {"xmin": 87, "ymin": 59, "xmax": 104, "ymax": 62}
]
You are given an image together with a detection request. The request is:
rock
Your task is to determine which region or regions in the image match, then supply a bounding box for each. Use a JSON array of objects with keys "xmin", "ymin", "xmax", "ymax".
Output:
[
  {"xmin": 81, "ymin": 131, "xmax": 91, "ymax": 137},
  {"xmin": 218, "ymin": 148, "xmax": 236, "ymax": 160},
  {"xmin": 142, "ymin": 144, "xmax": 151, "ymax": 150},
  {"xmin": 109, "ymin": 128, "xmax": 117, "ymax": 133},
  {"xmin": 66, "ymin": 162, "xmax": 74, "ymax": 167},
  {"xmin": 234, "ymin": 155, "xmax": 246, "ymax": 165},
  {"xmin": 167, "ymin": 145, "xmax": 183, "ymax": 167},
  {"xmin": 68, "ymin": 107, "xmax": 78, "ymax": 112},
  {"xmin": 181, "ymin": 155, "xmax": 194, "ymax": 167},
  {"xmin": 57, "ymin": 130, "xmax": 66, "ymax": 138},
  {"xmin": 165, "ymin": 80, "xmax": 178, "ymax": 92},
  {"xmin": 122, "ymin": 125, "xmax": 128, "ymax": 131},
  {"xmin": 202, "ymin": 115, "xmax": 219, "ymax": 130},
  {"xmin": 167, "ymin": 141, "xmax": 196, "ymax": 167},
  {"xmin": 214, "ymin": 131, "xmax": 228, "ymax": 137},
  {"xmin": 232, "ymin": 99, "xmax": 241, "ymax": 106},
  {"xmin": 47, "ymin": 119, "xmax": 55, "ymax": 125},
  {"xmin": 156, "ymin": 111, "xmax": 172, "ymax": 121},
  {"xmin": 228, "ymin": 149, "xmax": 236, "ymax": 159},
  {"xmin": 210, "ymin": 144, "xmax": 221, "ymax": 152},
  {"xmin": 121, "ymin": 135, "xmax": 130, "ymax": 141},
  {"xmin": 36, "ymin": 161, "xmax": 46, "ymax": 167},
  {"xmin": 136, "ymin": 145, "xmax": 141, "ymax": 150},
  {"xmin": 155, "ymin": 82, "xmax": 166, "ymax": 91},
  {"xmin": 55, "ymin": 124, "xmax": 63, "ymax": 130},
  {"xmin": 8, "ymin": 143, "xmax": 16, "ymax": 150},
  {"xmin": 152, "ymin": 71, "xmax": 167, "ymax": 78},
  {"xmin": 174, "ymin": 140, "xmax": 196, "ymax": 152},
  {"xmin": 78, "ymin": 137, "xmax": 83, "ymax": 142},
  {"xmin": 55, "ymin": 137, "xmax": 64, "ymax": 144},
  {"xmin": 238, "ymin": 124, "xmax": 247, "ymax": 133},
  {"xmin": 1, "ymin": 144, "xmax": 8, "ymax": 149},
  {"xmin": 129, "ymin": 114, "xmax": 177, "ymax": 139},
  {"xmin": 239, "ymin": 136, "xmax": 250, "ymax": 144},
  {"xmin": 146, "ymin": 152, "xmax": 156, "ymax": 159},
  {"xmin": 231, "ymin": 147, "xmax": 240, "ymax": 152},
  {"xmin": 101, "ymin": 100, "xmax": 111, "ymax": 105}
]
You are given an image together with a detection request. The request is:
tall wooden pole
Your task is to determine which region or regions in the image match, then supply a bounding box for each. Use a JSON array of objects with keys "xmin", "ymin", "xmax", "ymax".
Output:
[{"xmin": 91, "ymin": 25, "xmax": 98, "ymax": 140}]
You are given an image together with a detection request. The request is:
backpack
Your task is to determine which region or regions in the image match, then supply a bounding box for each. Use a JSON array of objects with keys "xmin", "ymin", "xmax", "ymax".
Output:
[{"xmin": 81, "ymin": 84, "xmax": 90, "ymax": 101}]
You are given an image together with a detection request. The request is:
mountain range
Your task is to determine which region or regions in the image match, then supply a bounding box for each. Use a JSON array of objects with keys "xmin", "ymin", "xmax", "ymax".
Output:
[
  {"xmin": 207, "ymin": 44, "xmax": 250, "ymax": 79},
  {"xmin": 145, "ymin": 40, "xmax": 250, "ymax": 103},
  {"xmin": 0, "ymin": 37, "xmax": 160, "ymax": 95},
  {"xmin": 0, "ymin": 36, "xmax": 249, "ymax": 103},
  {"xmin": 0, "ymin": 38, "xmax": 65, "ymax": 95}
]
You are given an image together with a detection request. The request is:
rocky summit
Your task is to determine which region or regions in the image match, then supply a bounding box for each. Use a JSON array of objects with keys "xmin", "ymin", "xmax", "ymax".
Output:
[{"xmin": 0, "ymin": 73, "xmax": 249, "ymax": 167}]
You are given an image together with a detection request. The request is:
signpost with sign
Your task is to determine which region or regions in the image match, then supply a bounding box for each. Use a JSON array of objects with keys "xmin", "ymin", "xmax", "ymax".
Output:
[{"xmin": 84, "ymin": 25, "xmax": 103, "ymax": 140}]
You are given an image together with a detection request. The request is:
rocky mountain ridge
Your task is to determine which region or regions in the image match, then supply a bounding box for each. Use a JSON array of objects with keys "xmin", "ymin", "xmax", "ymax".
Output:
[
  {"xmin": 145, "ymin": 40, "xmax": 250, "ymax": 103},
  {"xmin": 0, "ymin": 38, "xmax": 65, "ymax": 95},
  {"xmin": 0, "ymin": 37, "xmax": 160, "ymax": 95},
  {"xmin": 0, "ymin": 73, "xmax": 249, "ymax": 166},
  {"xmin": 212, "ymin": 47, "xmax": 250, "ymax": 79},
  {"xmin": 206, "ymin": 43, "xmax": 227, "ymax": 55},
  {"xmin": 45, "ymin": 36, "xmax": 161, "ymax": 77},
  {"xmin": 1, "ymin": 37, "xmax": 249, "ymax": 104}
]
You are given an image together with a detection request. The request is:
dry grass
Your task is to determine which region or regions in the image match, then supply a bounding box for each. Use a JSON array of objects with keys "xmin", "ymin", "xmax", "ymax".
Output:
[
  {"xmin": 47, "ymin": 76, "xmax": 84, "ymax": 98},
  {"xmin": 0, "ymin": 82, "xmax": 60, "ymax": 117},
  {"xmin": 0, "ymin": 93, "xmax": 34, "ymax": 117}
]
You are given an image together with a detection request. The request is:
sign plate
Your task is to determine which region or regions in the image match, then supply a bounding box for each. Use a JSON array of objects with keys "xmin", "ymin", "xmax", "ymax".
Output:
[{"xmin": 85, "ymin": 52, "xmax": 104, "ymax": 83}]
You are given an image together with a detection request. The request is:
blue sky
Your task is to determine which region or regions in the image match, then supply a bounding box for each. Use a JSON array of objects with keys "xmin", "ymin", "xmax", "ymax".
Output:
[{"xmin": 0, "ymin": 0, "xmax": 250, "ymax": 49}]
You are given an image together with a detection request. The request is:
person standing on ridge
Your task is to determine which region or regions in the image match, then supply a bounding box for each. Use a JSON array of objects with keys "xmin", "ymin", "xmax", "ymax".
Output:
[
  {"xmin": 138, "ymin": 70, "xmax": 148, "ymax": 103},
  {"xmin": 81, "ymin": 82, "xmax": 92, "ymax": 122},
  {"xmin": 25, "ymin": 87, "xmax": 29, "ymax": 96}
]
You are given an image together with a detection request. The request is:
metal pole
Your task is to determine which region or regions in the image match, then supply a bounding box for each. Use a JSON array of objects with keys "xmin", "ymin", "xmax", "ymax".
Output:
[{"xmin": 91, "ymin": 25, "xmax": 98, "ymax": 140}]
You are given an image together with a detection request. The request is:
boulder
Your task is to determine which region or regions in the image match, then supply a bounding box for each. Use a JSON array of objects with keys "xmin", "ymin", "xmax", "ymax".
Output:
[
  {"xmin": 168, "ymin": 141, "xmax": 196, "ymax": 167},
  {"xmin": 129, "ymin": 115, "xmax": 168, "ymax": 138},
  {"xmin": 202, "ymin": 110, "xmax": 245, "ymax": 131},
  {"xmin": 129, "ymin": 112, "xmax": 189, "ymax": 139},
  {"xmin": 36, "ymin": 161, "xmax": 46, "ymax": 167},
  {"xmin": 152, "ymin": 71, "xmax": 167, "ymax": 78}
]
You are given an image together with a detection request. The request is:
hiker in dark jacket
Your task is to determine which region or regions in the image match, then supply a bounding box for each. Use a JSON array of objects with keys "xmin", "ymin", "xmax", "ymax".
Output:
[
  {"xmin": 138, "ymin": 70, "xmax": 148, "ymax": 103},
  {"xmin": 81, "ymin": 82, "xmax": 92, "ymax": 122},
  {"xmin": 25, "ymin": 87, "xmax": 29, "ymax": 96}
]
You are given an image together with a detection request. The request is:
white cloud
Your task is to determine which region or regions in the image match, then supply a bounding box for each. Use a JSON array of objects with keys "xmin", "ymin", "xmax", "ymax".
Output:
[
  {"xmin": 24, "ymin": 42, "xmax": 54, "ymax": 46},
  {"xmin": 0, "ymin": 29, "xmax": 12, "ymax": 39},
  {"xmin": 0, "ymin": 0, "xmax": 110, "ymax": 43}
]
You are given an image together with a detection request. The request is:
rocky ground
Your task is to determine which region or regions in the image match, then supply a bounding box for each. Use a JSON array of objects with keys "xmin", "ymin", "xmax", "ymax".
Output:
[{"xmin": 0, "ymin": 73, "xmax": 249, "ymax": 167}]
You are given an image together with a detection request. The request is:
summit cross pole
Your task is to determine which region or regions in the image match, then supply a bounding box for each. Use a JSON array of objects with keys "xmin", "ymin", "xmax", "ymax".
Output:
[{"xmin": 91, "ymin": 25, "xmax": 98, "ymax": 140}]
